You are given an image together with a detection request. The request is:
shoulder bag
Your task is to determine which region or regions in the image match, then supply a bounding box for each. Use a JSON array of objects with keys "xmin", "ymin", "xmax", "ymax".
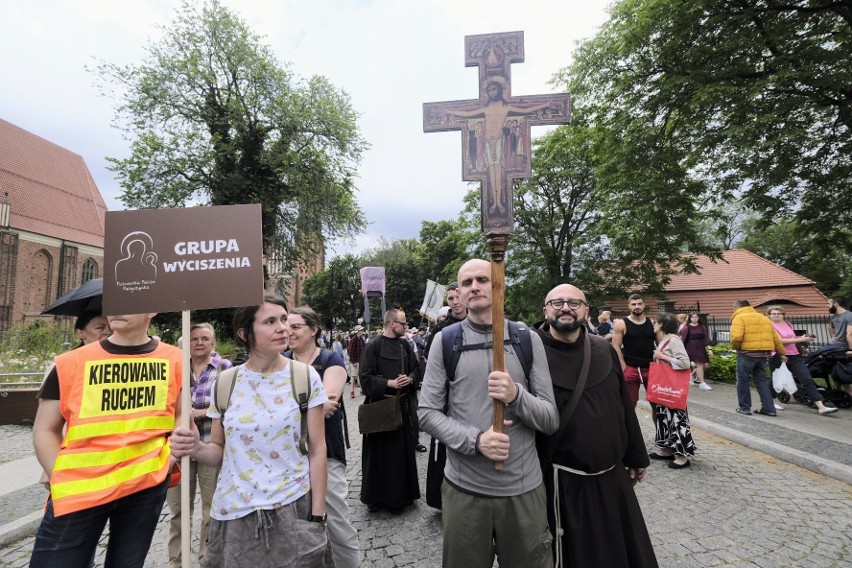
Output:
[
  {"xmin": 646, "ymin": 338, "xmax": 691, "ymax": 410},
  {"xmin": 358, "ymin": 339, "xmax": 404, "ymax": 434}
]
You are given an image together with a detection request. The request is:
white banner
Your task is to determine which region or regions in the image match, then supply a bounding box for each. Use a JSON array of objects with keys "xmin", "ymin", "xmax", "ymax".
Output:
[{"xmin": 419, "ymin": 280, "xmax": 446, "ymax": 321}]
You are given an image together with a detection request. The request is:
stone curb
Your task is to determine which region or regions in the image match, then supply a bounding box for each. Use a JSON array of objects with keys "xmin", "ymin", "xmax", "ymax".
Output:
[
  {"xmin": 637, "ymin": 400, "xmax": 852, "ymax": 486},
  {"xmin": 0, "ymin": 510, "xmax": 42, "ymax": 547}
]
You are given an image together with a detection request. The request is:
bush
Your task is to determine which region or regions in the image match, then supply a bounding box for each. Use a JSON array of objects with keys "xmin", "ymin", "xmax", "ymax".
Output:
[
  {"xmin": 0, "ymin": 320, "xmax": 71, "ymax": 374},
  {"xmin": 708, "ymin": 343, "xmax": 737, "ymax": 383}
]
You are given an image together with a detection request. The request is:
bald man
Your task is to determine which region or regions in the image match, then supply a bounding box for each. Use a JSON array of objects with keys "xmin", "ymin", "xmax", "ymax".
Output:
[
  {"xmin": 419, "ymin": 259, "xmax": 558, "ymax": 568},
  {"xmin": 534, "ymin": 284, "xmax": 657, "ymax": 567}
]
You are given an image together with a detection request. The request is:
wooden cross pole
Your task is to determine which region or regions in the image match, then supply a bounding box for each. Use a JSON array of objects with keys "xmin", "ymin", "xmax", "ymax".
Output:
[{"xmin": 423, "ymin": 31, "xmax": 571, "ymax": 469}]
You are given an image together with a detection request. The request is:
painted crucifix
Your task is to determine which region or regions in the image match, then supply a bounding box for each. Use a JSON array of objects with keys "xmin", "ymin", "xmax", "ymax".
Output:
[
  {"xmin": 423, "ymin": 31, "xmax": 571, "ymax": 469},
  {"xmin": 423, "ymin": 30, "xmax": 571, "ymax": 234}
]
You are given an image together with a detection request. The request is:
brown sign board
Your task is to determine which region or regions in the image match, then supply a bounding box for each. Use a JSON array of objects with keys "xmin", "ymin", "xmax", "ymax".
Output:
[{"xmin": 102, "ymin": 204, "xmax": 264, "ymax": 315}]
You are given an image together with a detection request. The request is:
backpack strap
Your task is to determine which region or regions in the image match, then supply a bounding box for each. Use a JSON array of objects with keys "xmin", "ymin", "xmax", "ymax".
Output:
[
  {"xmin": 442, "ymin": 321, "xmax": 533, "ymax": 383},
  {"xmin": 212, "ymin": 366, "xmax": 239, "ymax": 417},
  {"xmin": 441, "ymin": 322, "xmax": 465, "ymax": 382},
  {"xmin": 290, "ymin": 359, "xmax": 311, "ymax": 456},
  {"xmin": 507, "ymin": 321, "xmax": 533, "ymax": 382}
]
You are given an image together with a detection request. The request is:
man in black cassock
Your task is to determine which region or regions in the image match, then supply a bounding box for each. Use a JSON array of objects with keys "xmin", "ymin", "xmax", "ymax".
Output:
[
  {"xmin": 359, "ymin": 308, "xmax": 421, "ymax": 512},
  {"xmin": 533, "ymin": 284, "xmax": 658, "ymax": 568}
]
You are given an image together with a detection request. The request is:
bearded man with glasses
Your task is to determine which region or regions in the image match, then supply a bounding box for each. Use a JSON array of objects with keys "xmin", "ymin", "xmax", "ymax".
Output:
[
  {"xmin": 533, "ymin": 283, "xmax": 657, "ymax": 567},
  {"xmin": 358, "ymin": 309, "xmax": 421, "ymax": 512}
]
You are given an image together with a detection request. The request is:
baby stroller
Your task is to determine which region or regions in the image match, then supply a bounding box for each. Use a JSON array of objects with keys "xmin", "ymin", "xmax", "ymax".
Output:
[{"xmin": 801, "ymin": 349, "xmax": 852, "ymax": 409}]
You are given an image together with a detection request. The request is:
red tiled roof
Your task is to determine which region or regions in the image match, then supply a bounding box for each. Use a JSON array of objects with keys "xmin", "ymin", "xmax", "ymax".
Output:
[
  {"xmin": 665, "ymin": 249, "xmax": 814, "ymax": 292},
  {"xmin": 0, "ymin": 119, "xmax": 107, "ymax": 247}
]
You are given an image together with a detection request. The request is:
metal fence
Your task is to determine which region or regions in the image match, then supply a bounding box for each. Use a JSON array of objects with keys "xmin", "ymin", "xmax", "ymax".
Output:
[{"xmin": 706, "ymin": 315, "xmax": 833, "ymax": 348}]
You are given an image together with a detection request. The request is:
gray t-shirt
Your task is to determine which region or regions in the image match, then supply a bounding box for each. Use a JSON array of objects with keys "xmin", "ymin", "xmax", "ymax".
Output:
[{"xmin": 829, "ymin": 311, "xmax": 852, "ymax": 349}]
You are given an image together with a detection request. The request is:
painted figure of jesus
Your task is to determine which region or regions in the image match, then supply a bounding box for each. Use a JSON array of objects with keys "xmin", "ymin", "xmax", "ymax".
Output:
[{"xmin": 443, "ymin": 77, "xmax": 557, "ymax": 214}]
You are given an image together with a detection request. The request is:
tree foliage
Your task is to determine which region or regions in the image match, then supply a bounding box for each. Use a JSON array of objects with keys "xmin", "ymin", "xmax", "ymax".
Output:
[
  {"xmin": 93, "ymin": 0, "xmax": 367, "ymax": 269},
  {"xmin": 561, "ymin": 0, "xmax": 852, "ymax": 246},
  {"xmin": 416, "ymin": 218, "xmax": 479, "ymax": 286},
  {"xmin": 300, "ymin": 254, "xmax": 364, "ymax": 331},
  {"xmin": 506, "ymin": 125, "xmax": 602, "ymax": 322}
]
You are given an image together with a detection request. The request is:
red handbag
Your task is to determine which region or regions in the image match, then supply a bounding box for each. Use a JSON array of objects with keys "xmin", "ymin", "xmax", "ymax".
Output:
[{"xmin": 646, "ymin": 361, "xmax": 691, "ymax": 411}]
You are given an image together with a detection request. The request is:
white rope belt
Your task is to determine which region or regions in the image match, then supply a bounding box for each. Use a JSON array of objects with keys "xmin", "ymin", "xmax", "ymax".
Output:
[{"xmin": 552, "ymin": 462, "xmax": 616, "ymax": 568}]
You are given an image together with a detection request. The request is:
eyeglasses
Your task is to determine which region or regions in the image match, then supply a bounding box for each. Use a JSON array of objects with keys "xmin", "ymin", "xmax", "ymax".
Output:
[
  {"xmin": 393, "ymin": 320, "xmax": 407, "ymax": 326},
  {"xmin": 545, "ymin": 298, "xmax": 588, "ymax": 310}
]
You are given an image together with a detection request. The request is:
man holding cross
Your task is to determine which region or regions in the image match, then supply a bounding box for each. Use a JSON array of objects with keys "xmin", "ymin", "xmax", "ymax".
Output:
[{"xmin": 419, "ymin": 258, "xmax": 559, "ymax": 568}]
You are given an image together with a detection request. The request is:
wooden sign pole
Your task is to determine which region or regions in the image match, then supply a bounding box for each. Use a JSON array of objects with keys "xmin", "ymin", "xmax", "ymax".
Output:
[{"xmin": 180, "ymin": 310, "xmax": 190, "ymax": 568}]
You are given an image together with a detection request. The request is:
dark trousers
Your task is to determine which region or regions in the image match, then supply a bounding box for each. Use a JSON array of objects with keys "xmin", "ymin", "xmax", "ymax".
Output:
[
  {"xmin": 769, "ymin": 354, "xmax": 824, "ymax": 403},
  {"xmin": 30, "ymin": 477, "xmax": 169, "ymax": 568}
]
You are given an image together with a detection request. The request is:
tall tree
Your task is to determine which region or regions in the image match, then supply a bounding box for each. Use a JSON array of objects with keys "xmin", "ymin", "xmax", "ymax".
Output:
[
  {"xmin": 361, "ymin": 238, "xmax": 425, "ymax": 323},
  {"xmin": 562, "ymin": 0, "xmax": 852, "ymax": 247},
  {"xmin": 92, "ymin": 0, "xmax": 367, "ymax": 270},
  {"xmin": 416, "ymin": 218, "xmax": 478, "ymax": 286},
  {"xmin": 301, "ymin": 254, "xmax": 364, "ymax": 330},
  {"xmin": 505, "ymin": 124, "xmax": 603, "ymax": 322}
]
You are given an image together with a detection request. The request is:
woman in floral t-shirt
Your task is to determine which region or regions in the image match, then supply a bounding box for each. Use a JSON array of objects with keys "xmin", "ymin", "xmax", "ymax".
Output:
[{"xmin": 171, "ymin": 295, "xmax": 333, "ymax": 567}]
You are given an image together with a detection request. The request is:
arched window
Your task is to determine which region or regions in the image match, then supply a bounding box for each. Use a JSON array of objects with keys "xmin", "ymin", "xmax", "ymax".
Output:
[{"xmin": 82, "ymin": 258, "xmax": 99, "ymax": 282}]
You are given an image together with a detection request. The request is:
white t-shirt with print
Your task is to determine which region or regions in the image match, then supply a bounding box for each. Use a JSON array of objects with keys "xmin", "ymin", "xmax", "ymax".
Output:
[{"xmin": 207, "ymin": 363, "xmax": 327, "ymax": 521}]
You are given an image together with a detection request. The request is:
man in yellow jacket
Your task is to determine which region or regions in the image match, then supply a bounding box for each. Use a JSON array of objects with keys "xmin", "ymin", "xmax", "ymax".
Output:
[{"xmin": 730, "ymin": 300, "xmax": 786, "ymax": 416}]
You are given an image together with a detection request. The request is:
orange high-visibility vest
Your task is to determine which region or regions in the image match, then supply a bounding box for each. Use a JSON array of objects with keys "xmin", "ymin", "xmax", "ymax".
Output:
[{"xmin": 49, "ymin": 340, "xmax": 182, "ymax": 516}]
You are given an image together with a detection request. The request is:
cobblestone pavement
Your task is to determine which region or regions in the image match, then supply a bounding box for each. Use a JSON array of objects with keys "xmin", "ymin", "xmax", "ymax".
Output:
[{"xmin": 2, "ymin": 393, "xmax": 851, "ymax": 567}]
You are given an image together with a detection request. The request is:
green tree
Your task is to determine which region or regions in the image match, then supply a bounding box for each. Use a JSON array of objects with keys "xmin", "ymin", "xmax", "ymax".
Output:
[
  {"xmin": 93, "ymin": 0, "xmax": 367, "ymax": 270},
  {"xmin": 562, "ymin": 0, "xmax": 852, "ymax": 246},
  {"xmin": 506, "ymin": 124, "xmax": 603, "ymax": 322},
  {"xmin": 301, "ymin": 254, "xmax": 364, "ymax": 331},
  {"xmin": 362, "ymin": 239, "xmax": 426, "ymax": 324},
  {"xmin": 416, "ymin": 218, "xmax": 478, "ymax": 286}
]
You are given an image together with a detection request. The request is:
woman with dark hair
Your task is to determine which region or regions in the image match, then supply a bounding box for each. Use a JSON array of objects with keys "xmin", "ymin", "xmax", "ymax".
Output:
[
  {"xmin": 170, "ymin": 295, "xmax": 333, "ymax": 567},
  {"xmin": 72, "ymin": 311, "xmax": 111, "ymax": 347},
  {"xmin": 285, "ymin": 307, "xmax": 359, "ymax": 568},
  {"xmin": 648, "ymin": 313, "xmax": 697, "ymax": 469},
  {"xmin": 680, "ymin": 313, "xmax": 713, "ymax": 390}
]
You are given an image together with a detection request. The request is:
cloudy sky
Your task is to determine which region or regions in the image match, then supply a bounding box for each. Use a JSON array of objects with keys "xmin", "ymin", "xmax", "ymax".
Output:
[{"xmin": 2, "ymin": 0, "xmax": 612, "ymax": 259}]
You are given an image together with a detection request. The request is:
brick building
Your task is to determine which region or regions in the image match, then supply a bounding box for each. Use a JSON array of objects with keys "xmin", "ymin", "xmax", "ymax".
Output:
[
  {"xmin": 606, "ymin": 249, "xmax": 829, "ymax": 319},
  {"xmin": 0, "ymin": 119, "xmax": 107, "ymax": 332}
]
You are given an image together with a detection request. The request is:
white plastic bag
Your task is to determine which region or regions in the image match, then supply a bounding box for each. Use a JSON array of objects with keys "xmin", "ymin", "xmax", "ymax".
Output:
[{"xmin": 772, "ymin": 362, "xmax": 797, "ymax": 394}]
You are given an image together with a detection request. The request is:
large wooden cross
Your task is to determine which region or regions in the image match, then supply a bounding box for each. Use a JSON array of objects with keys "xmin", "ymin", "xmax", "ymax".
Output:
[
  {"xmin": 423, "ymin": 31, "xmax": 571, "ymax": 234},
  {"xmin": 423, "ymin": 31, "xmax": 571, "ymax": 469}
]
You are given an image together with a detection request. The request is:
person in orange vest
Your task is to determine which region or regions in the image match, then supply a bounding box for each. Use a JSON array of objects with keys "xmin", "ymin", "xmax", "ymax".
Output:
[{"xmin": 30, "ymin": 312, "xmax": 182, "ymax": 568}]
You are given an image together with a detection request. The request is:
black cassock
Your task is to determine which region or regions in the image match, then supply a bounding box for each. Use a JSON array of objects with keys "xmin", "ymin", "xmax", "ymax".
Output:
[
  {"xmin": 359, "ymin": 335, "xmax": 421, "ymax": 509},
  {"xmin": 534, "ymin": 325, "xmax": 658, "ymax": 568}
]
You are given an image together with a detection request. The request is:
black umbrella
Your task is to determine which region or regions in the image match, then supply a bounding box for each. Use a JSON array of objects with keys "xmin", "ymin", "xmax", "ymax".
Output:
[{"xmin": 42, "ymin": 278, "xmax": 103, "ymax": 316}]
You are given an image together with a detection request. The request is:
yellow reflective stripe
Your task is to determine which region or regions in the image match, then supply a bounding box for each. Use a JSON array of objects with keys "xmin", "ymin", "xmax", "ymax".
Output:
[
  {"xmin": 54, "ymin": 438, "xmax": 166, "ymax": 472},
  {"xmin": 51, "ymin": 446, "xmax": 169, "ymax": 500},
  {"xmin": 66, "ymin": 416, "xmax": 175, "ymax": 442}
]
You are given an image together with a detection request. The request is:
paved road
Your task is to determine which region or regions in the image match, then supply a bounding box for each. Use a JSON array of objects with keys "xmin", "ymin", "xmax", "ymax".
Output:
[{"xmin": 2, "ymin": 381, "xmax": 851, "ymax": 567}]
